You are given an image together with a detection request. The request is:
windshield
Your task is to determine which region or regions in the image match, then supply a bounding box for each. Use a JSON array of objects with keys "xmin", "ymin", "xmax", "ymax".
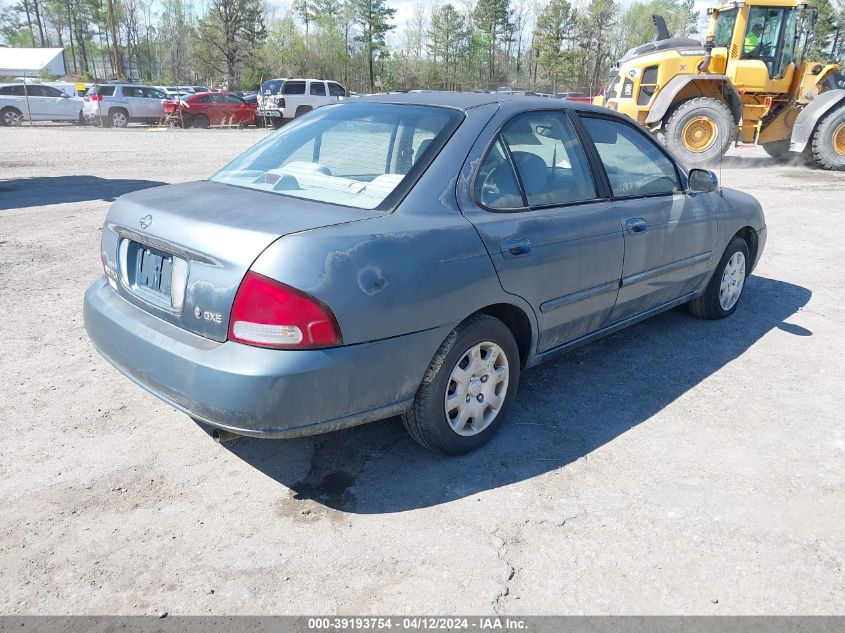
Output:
[{"xmin": 211, "ymin": 103, "xmax": 463, "ymax": 210}]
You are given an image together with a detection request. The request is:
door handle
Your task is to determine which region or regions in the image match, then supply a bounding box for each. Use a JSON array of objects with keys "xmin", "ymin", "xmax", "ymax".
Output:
[
  {"xmin": 501, "ymin": 237, "xmax": 532, "ymax": 258},
  {"xmin": 626, "ymin": 218, "xmax": 647, "ymax": 234}
]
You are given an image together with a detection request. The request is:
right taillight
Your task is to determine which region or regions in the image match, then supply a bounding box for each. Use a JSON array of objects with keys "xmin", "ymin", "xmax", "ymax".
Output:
[
  {"xmin": 90, "ymin": 94, "xmax": 101, "ymax": 101},
  {"xmin": 279, "ymin": 98, "xmax": 285, "ymax": 109},
  {"xmin": 228, "ymin": 271, "xmax": 342, "ymax": 349}
]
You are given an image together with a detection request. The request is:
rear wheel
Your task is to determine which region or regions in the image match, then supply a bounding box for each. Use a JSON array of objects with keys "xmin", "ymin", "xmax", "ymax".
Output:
[
  {"xmin": 1, "ymin": 107, "xmax": 22, "ymax": 127},
  {"xmin": 664, "ymin": 97, "xmax": 734, "ymax": 165},
  {"xmin": 191, "ymin": 113, "xmax": 209, "ymax": 129},
  {"xmin": 810, "ymin": 106, "xmax": 845, "ymax": 171},
  {"xmin": 109, "ymin": 108, "xmax": 129, "ymax": 128},
  {"xmin": 688, "ymin": 236, "xmax": 749, "ymax": 320},
  {"xmin": 402, "ymin": 314, "xmax": 520, "ymax": 455}
]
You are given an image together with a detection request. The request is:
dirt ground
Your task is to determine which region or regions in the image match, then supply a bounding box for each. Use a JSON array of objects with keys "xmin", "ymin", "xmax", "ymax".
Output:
[{"xmin": 0, "ymin": 125, "xmax": 843, "ymax": 616}]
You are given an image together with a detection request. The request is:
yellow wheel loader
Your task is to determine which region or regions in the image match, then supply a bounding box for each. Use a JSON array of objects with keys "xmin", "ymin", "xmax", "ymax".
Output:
[{"xmin": 595, "ymin": 0, "xmax": 845, "ymax": 170}]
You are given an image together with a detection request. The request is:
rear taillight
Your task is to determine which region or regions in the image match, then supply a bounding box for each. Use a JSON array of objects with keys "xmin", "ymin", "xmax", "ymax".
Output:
[
  {"xmin": 228, "ymin": 271, "xmax": 342, "ymax": 349},
  {"xmin": 279, "ymin": 98, "xmax": 285, "ymax": 109},
  {"xmin": 90, "ymin": 94, "xmax": 101, "ymax": 101}
]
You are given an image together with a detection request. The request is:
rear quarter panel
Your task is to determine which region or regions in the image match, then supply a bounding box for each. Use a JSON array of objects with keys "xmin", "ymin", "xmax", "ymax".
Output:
[{"xmin": 249, "ymin": 102, "xmax": 539, "ymax": 350}]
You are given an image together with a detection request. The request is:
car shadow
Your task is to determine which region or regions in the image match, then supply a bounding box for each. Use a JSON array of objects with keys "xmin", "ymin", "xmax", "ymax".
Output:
[
  {"xmin": 220, "ymin": 275, "xmax": 811, "ymax": 514},
  {"xmin": 0, "ymin": 175, "xmax": 166, "ymax": 211}
]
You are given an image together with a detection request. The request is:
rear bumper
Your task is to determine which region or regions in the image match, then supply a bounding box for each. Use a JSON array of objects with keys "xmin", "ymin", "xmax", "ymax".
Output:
[{"xmin": 83, "ymin": 279, "xmax": 446, "ymax": 438}]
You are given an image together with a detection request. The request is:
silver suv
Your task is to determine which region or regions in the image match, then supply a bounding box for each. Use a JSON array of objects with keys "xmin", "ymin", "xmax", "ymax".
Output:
[
  {"xmin": 83, "ymin": 84, "xmax": 169, "ymax": 127},
  {"xmin": 256, "ymin": 78, "xmax": 347, "ymax": 127}
]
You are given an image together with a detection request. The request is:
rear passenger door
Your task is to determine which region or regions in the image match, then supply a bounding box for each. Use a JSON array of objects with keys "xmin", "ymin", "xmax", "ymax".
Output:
[
  {"xmin": 458, "ymin": 110, "xmax": 625, "ymax": 352},
  {"xmin": 309, "ymin": 80, "xmax": 326, "ymax": 109},
  {"xmin": 121, "ymin": 86, "xmax": 147, "ymax": 119},
  {"xmin": 577, "ymin": 114, "xmax": 717, "ymax": 322},
  {"xmin": 142, "ymin": 87, "xmax": 167, "ymax": 120},
  {"xmin": 282, "ymin": 80, "xmax": 306, "ymax": 117}
]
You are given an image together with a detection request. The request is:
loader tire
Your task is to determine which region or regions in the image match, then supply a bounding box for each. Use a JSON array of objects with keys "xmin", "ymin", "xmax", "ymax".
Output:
[
  {"xmin": 809, "ymin": 106, "xmax": 845, "ymax": 171},
  {"xmin": 664, "ymin": 97, "xmax": 734, "ymax": 166},
  {"xmin": 761, "ymin": 139, "xmax": 791, "ymax": 160}
]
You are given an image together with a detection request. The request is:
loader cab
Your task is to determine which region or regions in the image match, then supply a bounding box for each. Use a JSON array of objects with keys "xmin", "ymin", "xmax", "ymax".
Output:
[{"xmin": 711, "ymin": 0, "xmax": 806, "ymax": 93}]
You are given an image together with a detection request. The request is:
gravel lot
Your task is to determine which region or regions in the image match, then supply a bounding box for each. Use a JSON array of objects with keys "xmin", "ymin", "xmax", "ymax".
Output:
[{"xmin": 0, "ymin": 125, "xmax": 843, "ymax": 615}]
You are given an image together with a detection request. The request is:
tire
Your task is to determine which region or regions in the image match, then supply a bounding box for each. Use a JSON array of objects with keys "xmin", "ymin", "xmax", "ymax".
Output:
[
  {"xmin": 1, "ymin": 106, "xmax": 23, "ymax": 127},
  {"xmin": 402, "ymin": 314, "xmax": 520, "ymax": 455},
  {"xmin": 761, "ymin": 139, "xmax": 791, "ymax": 160},
  {"xmin": 109, "ymin": 108, "xmax": 128, "ymax": 128},
  {"xmin": 688, "ymin": 235, "xmax": 750, "ymax": 320},
  {"xmin": 809, "ymin": 106, "xmax": 845, "ymax": 171},
  {"xmin": 664, "ymin": 97, "xmax": 734, "ymax": 165},
  {"xmin": 191, "ymin": 114, "xmax": 209, "ymax": 129}
]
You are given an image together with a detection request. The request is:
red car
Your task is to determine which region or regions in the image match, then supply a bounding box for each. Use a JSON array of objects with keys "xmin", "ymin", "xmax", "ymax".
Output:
[{"xmin": 164, "ymin": 92, "xmax": 257, "ymax": 128}]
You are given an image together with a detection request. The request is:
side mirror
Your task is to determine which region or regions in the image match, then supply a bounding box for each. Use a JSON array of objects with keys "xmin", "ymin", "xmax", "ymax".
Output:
[{"xmin": 689, "ymin": 168, "xmax": 719, "ymax": 193}]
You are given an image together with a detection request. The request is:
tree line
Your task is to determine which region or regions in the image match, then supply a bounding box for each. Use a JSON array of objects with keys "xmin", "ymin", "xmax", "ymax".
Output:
[{"xmin": 1, "ymin": 0, "xmax": 843, "ymax": 93}]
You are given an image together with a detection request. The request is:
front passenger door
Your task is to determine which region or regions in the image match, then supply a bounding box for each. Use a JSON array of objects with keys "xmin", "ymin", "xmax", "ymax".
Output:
[{"xmin": 579, "ymin": 115, "xmax": 716, "ymax": 323}]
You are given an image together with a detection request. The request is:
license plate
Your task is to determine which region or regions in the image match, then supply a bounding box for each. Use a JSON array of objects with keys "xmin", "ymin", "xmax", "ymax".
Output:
[{"xmin": 137, "ymin": 247, "xmax": 172, "ymax": 297}]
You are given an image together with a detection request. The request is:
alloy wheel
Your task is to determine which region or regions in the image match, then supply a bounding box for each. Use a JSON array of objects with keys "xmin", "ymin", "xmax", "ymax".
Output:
[
  {"xmin": 444, "ymin": 341, "xmax": 509, "ymax": 437},
  {"xmin": 3, "ymin": 110, "xmax": 21, "ymax": 126}
]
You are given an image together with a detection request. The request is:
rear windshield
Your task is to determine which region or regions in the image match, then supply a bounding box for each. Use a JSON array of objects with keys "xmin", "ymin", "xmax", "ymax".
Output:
[
  {"xmin": 261, "ymin": 79, "xmax": 285, "ymax": 95},
  {"xmin": 211, "ymin": 103, "xmax": 462, "ymax": 210}
]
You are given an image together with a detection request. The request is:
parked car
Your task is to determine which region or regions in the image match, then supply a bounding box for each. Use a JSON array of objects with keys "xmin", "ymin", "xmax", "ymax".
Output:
[
  {"xmin": 256, "ymin": 78, "xmax": 347, "ymax": 126},
  {"xmin": 83, "ymin": 84, "xmax": 169, "ymax": 127},
  {"xmin": 556, "ymin": 91, "xmax": 593, "ymax": 103},
  {"xmin": 84, "ymin": 93, "xmax": 766, "ymax": 455},
  {"xmin": 0, "ymin": 82, "xmax": 84, "ymax": 126},
  {"xmin": 164, "ymin": 91, "xmax": 257, "ymax": 127}
]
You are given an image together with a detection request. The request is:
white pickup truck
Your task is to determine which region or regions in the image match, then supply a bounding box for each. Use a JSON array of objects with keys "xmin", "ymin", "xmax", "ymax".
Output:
[{"xmin": 256, "ymin": 78, "xmax": 347, "ymax": 127}]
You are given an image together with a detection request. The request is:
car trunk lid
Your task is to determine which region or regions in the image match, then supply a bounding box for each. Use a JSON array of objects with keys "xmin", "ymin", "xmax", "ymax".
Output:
[{"xmin": 103, "ymin": 180, "xmax": 381, "ymax": 342}]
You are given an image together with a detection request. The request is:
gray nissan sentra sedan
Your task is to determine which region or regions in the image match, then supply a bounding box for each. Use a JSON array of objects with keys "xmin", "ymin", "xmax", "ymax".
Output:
[{"xmin": 84, "ymin": 92, "xmax": 766, "ymax": 455}]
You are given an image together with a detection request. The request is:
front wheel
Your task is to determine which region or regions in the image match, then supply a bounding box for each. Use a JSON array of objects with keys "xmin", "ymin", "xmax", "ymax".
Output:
[
  {"xmin": 664, "ymin": 97, "xmax": 734, "ymax": 165},
  {"xmin": 688, "ymin": 236, "xmax": 750, "ymax": 320},
  {"xmin": 402, "ymin": 314, "xmax": 520, "ymax": 455},
  {"xmin": 810, "ymin": 106, "xmax": 845, "ymax": 171}
]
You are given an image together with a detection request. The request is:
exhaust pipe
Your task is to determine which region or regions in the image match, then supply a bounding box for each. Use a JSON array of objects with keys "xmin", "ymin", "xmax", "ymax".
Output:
[
  {"xmin": 211, "ymin": 428, "xmax": 241, "ymax": 444},
  {"xmin": 698, "ymin": 35, "xmax": 715, "ymax": 73}
]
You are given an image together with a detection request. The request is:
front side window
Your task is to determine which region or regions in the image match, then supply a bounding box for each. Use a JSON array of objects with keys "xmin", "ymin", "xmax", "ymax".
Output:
[
  {"xmin": 310, "ymin": 82, "xmax": 326, "ymax": 96},
  {"xmin": 283, "ymin": 81, "xmax": 306, "ymax": 95},
  {"xmin": 581, "ymin": 117, "xmax": 680, "ymax": 197},
  {"xmin": 743, "ymin": 7, "xmax": 785, "ymax": 58},
  {"xmin": 328, "ymin": 82, "xmax": 346, "ymax": 97},
  {"xmin": 211, "ymin": 103, "xmax": 462, "ymax": 210}
]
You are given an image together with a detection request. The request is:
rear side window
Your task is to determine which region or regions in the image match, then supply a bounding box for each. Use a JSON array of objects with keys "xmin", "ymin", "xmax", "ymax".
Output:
[
  {"xmin": 144, "ymin": 88, "xmax": 166, "ymax": 99},
  {"xmin": 123, "ymin": 86, "xmax": 144, "ymax": 97},
  {"xmin": 500, "ymin": 111, "xmax": 596, "ymax": 207},
  {"xmin": 310, "ymin": 82, "xmax": 326, "ymax": 96},
  {"xmin": 196, "ymin": 95, "xmax": 212, "ymax": 104},
  {"xmin": 328, "ymin": 82, "xmax": 346, "ymax": 97},
  {"xmin": 474, "ymin": 139, "xmax": 525, "ymax": 210},
  {"xmin": 581, "ymin": 116, "xmax": 680, "ymax": 197},
  {"xmin": 283, "ymin": 81, "xmax": 306, "ymax": 95},
  {"xmin": 97, "ymin": 86, "xmax": 116, "ymax": 97},
  {"xmin": 0, "ymin": 85, "xmax": 13, "ymax": 95}
]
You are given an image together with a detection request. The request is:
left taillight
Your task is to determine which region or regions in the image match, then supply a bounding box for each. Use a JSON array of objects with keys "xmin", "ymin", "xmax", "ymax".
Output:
[{"xmin": 228, "ymin": 271, "xmax": 342, "ymax": 350}]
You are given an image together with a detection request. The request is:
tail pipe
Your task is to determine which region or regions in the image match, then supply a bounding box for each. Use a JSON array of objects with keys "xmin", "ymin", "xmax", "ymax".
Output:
[
  {"xmin": 212, "ymin": 428, "xmax": 241, "ymax": 444},
  {"xmin": 698, "ymin": 35, "xmax": 715, "ymax": 73}
]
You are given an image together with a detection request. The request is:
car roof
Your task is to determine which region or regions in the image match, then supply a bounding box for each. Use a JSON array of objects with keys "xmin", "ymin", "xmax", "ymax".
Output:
[{"xmin": 355, "ymin": 91, "xmax": 607, "ymax": 113}]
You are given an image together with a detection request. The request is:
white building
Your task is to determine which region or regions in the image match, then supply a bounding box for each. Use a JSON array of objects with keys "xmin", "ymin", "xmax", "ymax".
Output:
[{"xmin": 0, "ymin": 48, "xmax": 66, "ymax": 78}]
